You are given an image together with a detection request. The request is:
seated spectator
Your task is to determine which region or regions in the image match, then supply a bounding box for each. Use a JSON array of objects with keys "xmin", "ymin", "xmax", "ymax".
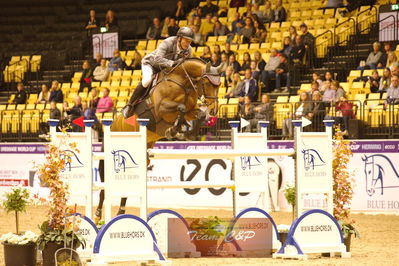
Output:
[
  {"xmin": 80, "ymin": 60, "xmax": 93, "ymax": 92},
  {"xmin": 322, "ymin": 80, "xmax": 337, "ymax": 104},
  {"xmin": 386, "ymin": 51, "xmax": 398, "ymax": 70},
  {"xmin": 332, "ymin": 80, "xmax": 346, "ymax": 102},
  {"xmin": 89, "ymin": 89, "xmax": 100, "ymax": 109},
  {"xmin": 82, "ymin": 101, "xmax": 97, "ymax": 122},
  {"xmin": 213, "ymin": 20, "xmax": 229, "ymax": 36},
  {"xmin": 49, "ymin": 81, "xmax": 64, "ymax": 103},
  {"xmin": 200, "ymin": 45, "xmax": 212, "ymax": 62},
  {"xmin": 261, "ymin": 1, "xmax": 274, "ymax": 24},
  {"xmin": 279, "ymin": 36, "xmax": 292, "ymax": 58},
  {"xmin": 239, "ymin": 69, "xmax": 258, "ymax": 101},
  {"xmin": 320, "ymin": 71, "xmax": 333, "ymax": 92},
  {"xmin": 242, "ymin": 3, "xmax": 253, "ymax": 18},
  {"xmin": 251, "ymin": 3, "xmax": 263, "ymax": 19},
  {"xmin": 223, "ymin": 43, "xmax": 235, "ymax": 58},
  {"xmin": 368, "ymin": 70, "xmax": 381, "ymax": 93},
  {"xmin": 65, "ymin": 96, "xmax": 83, "ymax": 132},
  {"xmin": 85, "ymin": 9, "xmax": 98, "ymax": 34},
  {"xmin": 290, "ymin": 35, "xmax": 306, "ymax": 64},
  {"xmin": 384, "ymin": 75, "xmax": 399, "ymax": 107},
  {"xmin": 199, "ymin": 14, "xmax": 214, "ymax": 40},
  {"xmin": 238, "ymin": 17, "xmax": 254, "ymax": 44},
  {"xmin": 335, "ymin": 95, "xmax": 354, "ymax": 135},
  {"xmin": 260, "ymin": 49, "xmax": 280, "ymax": 92},
  {"xmin": 210, "ymin": 53, "xmax": 221, "ymax": 67},
  {"xmin": 200, "ymin": 0, "xmax": 219, "ymax": 17},
  {"xmin": 274, "ymin": 0, "xmax": 287, "ymax": 22},
  {"xmin": 130, "ymin": 50, "xmax": 143, "ymax": 70},
  {"xmin": 217, "ymin": 53, "xmax": 228, "ymax": 74},
  {"xmin": 225, "ymin": 72, "xmax": 242, "ymax": 98},
  {"xmin": 312, "ymin": 72, "xmax": 323, "ymax": 87},
  {"xmin": 288, "ymin": 26, "xmax": 297, "ymax": 43},
  {"xmin": 37, "ymin": 84, "xmax": 50, "ymax": 104},
  {"xmin": 194, "ymin": 16, "xmax": 202, "ymax": 27},
  {"xmin": 379, "ymin": 67, "xmax": 391, "ymax": 92},
  {"xmin": 161, "ymin": 17, "xmax": 171, "ymax": 38},
  {"xmin": 49, "ymin": 101, "xmax": 61, "ymax": 120},
  {"xmin": 250, "ymin": 60, "xmax": 260, "ymax": 80},
  {"xmin": 104, "ymin": 10, "xmax": 118, "ymax": 29},
  {"xmin": 108, "ymin": 49, "xmax": 124, "ymax": 72},
  {"xmin": 240, "ymin": 52, "xmax": 252, "ymax": 73},
  {"xmin": 308, "ymin": 81, "xmax": 320, "ymax": 98},
  {"xmin": 239, "ymin": 96, "xmax": 255, "ymax": 123},
  {"xmin": 93, "ymin": 53, "xmax": 103, "ymax": 68},
  {"xmin": 391, "ymin": 63, "xmax": 399, "ymax": 76},
  {"xmin": 251, "ymin": 20, "xmax": 267, "ymax": 43},
  {"xmin": 192, "ymin": 25, "xmax": 203, "ymax": 46},
  {"xmin": 231, "ymin": 13, "xmax": 244, "ymax": 35},
  {"xmin": 230, "ymin": 0, "xmax": 246, "ymax": 8},
  {"xmin": 228, "ymin": 54, "xmax": 241, "ymax": 73},
  {"xmin": 283, "ymin": 92, "xmax": 312, "ymax": 139},
  {"xmin": 13, "ymin": 83, "xmax": 27, "ymax": 105},
  {"xmin": 254, "ymin": 51, "xmax": 266, "ymax": 71},
  {"xmin": 300, "ymin": 23, "xmax": 314, "ymax": 62},
  {"xmin": 174, "ymin": 0, "xmax": 186, "ymax": 21},
  {"xmin": 146, "ymin": 17, "xmax": 162, "ymax": 40},
  {"xmin": 249, "ymin": 94, "xmax": 273, "ymax": 132},
  {"xmin": 223, "ymin": 66, "xmax": 235, "ymax": 88},
  {"xmin": 96, "ymin": 88, "xmax": 113, "ymax": 113},
  {"xmin": 358, "ymin": 42, "xmax": 382, "ymax": 70},
  {"xmin": 308, "ymin": 91, "xmax": 326, "ymax": 129},
  {"xmin": 377, "ymin": 42, "xmax": 392, "ymax": 68},
  {"xmin": 168, "ymin": 18, "xmax": 180, "ymax": 37},
  {"xmin": 274, "ymin": 54, "xmax": 290, "ymax": 93},
  {"xmin": 93, "ymin": 59, "xmax": 109, "ymax": 82},
  {"xmin": 213, "ymin": 44, "xmax": 221, "ymax": 55}
]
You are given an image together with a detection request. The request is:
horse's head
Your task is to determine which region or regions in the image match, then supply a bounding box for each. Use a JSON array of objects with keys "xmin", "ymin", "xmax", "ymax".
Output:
[
  {"xmin": 302, "ymin": 149, "xmax": 311, "ymax": 170},
  {"xmin": 362, "ymin": 154, "xmax": 377, "ymax": 196},
  {"xmin": 111, "ymin": 150, "xmax": 120, "ymax": 173}
]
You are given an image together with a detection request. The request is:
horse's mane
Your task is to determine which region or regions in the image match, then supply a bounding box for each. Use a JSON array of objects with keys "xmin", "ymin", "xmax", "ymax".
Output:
[{"xmin": 185, "ymin": 57, "xmax": 207, "ymax": 65}]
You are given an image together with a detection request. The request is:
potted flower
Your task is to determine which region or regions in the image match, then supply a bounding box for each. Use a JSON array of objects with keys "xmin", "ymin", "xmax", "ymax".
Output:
[
  {"xmin": 276, "ymin": 224, "xmax": 290, "ymax": 245},
  {"xmin": 1, "ymin": 186, "xmax": 38, "ymax": 266},
  {"xmin": 333, "ymin": 128, "xmax": 359, "ymax": 251},
  {"xmin": 189, "ymin": 216, "xmax": 224, "ymax": 256},
  {"xmin": 35, "ymin": 132, "xmax": 85, "ymax": 266}
]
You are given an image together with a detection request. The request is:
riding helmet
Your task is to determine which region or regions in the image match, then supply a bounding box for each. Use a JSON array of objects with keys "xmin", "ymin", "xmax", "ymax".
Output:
[{"xmin": 177, "ymin": 27, "xmax": 194, "ymax": 41}]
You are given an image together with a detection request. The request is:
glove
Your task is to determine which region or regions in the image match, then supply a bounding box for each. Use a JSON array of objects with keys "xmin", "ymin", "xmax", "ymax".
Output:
[{"xmin": 173, "ymin": 58, "xmax": 184, "ymax": 67}]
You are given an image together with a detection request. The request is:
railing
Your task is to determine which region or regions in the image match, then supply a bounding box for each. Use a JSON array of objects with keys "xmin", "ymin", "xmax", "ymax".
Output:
[
  {"xmin": 378, "ymin": 14, "xmax": 397, "ymax": 42},
  {"xmin": 356, "ymin": 5, "xmax": 378, "ymax": 35}
]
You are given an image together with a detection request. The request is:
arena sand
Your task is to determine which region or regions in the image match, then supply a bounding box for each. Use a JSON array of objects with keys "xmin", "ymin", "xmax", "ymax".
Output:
[{"xmin": 0, "ymin": 206, "xmax": 398, "ymax": 266}]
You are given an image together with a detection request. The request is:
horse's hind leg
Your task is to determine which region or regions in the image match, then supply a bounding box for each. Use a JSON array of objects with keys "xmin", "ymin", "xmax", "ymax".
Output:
[
  {"xmin": 117, "ymin": 198, "xmax": 127, "ymax": 215},
  {"xmin": 94, "ymin": 159, "xmax": 105, "ymax": 224}
]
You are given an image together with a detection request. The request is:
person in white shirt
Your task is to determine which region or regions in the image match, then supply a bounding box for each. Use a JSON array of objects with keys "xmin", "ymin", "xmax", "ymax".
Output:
[{"xmin": 93, "ymin": 59, "xmax": 109, "ymax": 82}]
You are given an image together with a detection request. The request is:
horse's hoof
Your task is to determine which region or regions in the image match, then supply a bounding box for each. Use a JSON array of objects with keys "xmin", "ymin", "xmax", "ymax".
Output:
[
  {"xmin": 165, "ymin": 128, "xmax": 174, "ymax": 140},
  {"xmin": 116, "ymin": 208, "xmax": 126, "ymax": 216},
  {"xmin": 121, "ymin": 105, "xmax": 132, "ymax": 119},
  {"xmin": 94, "ymin": 208, "xmax": 102, "ymax": 224}
]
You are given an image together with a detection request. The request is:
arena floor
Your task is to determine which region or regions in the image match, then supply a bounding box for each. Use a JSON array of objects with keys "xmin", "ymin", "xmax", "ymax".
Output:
[{"xmin": 1, "ymin": 206, "xmax": 398, "ymax": 266}]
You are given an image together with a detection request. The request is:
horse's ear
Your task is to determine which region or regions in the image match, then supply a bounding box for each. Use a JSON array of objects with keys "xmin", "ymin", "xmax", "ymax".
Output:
[{"xmin": 362, "ymin": 154, "xmax": 367, "ymax": 161}]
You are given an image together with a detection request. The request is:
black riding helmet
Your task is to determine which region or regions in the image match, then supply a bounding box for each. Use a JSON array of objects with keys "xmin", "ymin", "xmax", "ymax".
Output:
[{"xmin": 177, "ymin": 27, "xmax": 194, "ymax": 41}]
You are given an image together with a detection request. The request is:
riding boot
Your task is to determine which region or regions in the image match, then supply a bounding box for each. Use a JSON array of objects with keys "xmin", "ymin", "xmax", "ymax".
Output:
[{"xmin": 122, "ymin": 82, "xmax": 147, "ymax": 118}]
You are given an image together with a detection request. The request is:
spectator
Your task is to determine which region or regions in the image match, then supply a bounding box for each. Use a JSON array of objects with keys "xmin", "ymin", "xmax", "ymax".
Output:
[
  {"xmin": 108, "ymin": 49, "xmax": 124, "ymax": 72},
  {"xmin": 231, "ymin": 13, "xmax": 244, "ymax": 36},
  {"xmin": 104, "ymin": 10, "xmax": 118, "ymax": 29},
  {"xmin": 85, "ymin": 9, "xmax": 98, "ymax": 35},
  {"xmin": 225, "ymin": 72, "xmax": 242, "ymax": 98},
  {"xmin": 387, "ymin": 51, "xmax": 398, "ymax": 70},
  {"xmin": 335, "ymin": 95, "xmax": 354, "ymax": 135},
  {"xmin": 194, "ymin": 16, "xmax": 202, "ymax": 28},
  {"xmin": 274, "ymin": 54, "xmax": 290, "ymax": 93},
  {"xmin": 217, "ymin": 53, "xmax": 228, "ymax": 75},
  {"xmin": 93, "ymin": 53, "xmax": 103, "ymax": 68},
  {"xmin": 37, "ymin": 84, "xmax": 50, "ymax": 104},
  {"xmin": 224, "ymin": 43, "xmax": 235, "ymax": 58},
  {"xmin": 80, "ymin": 60, "xmax": 93, "ymax": 92},
  {"xmin": 238, "ymin": 17, "xmax": 254, "ymax": 44},
  {"xmin": 192, "ymin": 25, "xmax": 203, "ymax": 46},
  {"xmin": 200, "ymin": 45, "xmax": 212, "ymax": 62},
  {"xmin": 96, "ymin": 88, "xmax": 113, "ymax": 113},
  {"xmin": 161, "ymin": 17, "xmax": 171, "ymax": 38},
  {"xmin": 174, "ymin": 0, "xmax": 186, "ymax": 21},
  {"xmin": 312, "ymin": 72, "xmax": 323, "ymax": 87},
  {"xmin": 288, "ymin": 25, "xmax": 297, "ymax": 43},
  {"xmin": 239, "ymin": 96, "xmax": 255, "ymax": 122},
  {"xmin": 13, "ymin": 83, "xmax": 27, "ymax": 104},
  {"xmin": 358, "ymin": 42, "xmax": 382, "ymax": 70},
  {"xmin": 250, "ymin": 60, "xmax": 261, "ymax": 81},
  {"xmin": 82, "ymin": 101, "xmax": 97, "ymax": 122},
  {"xmin": 260, "ymin": 49, "xmax": 280, "ymax": 92},
  {"xmin": 65, "ymin": 96, "xmax": 83, "ymax": 132},
  {"xmin": 279, "ymin": 36, "xmax": 292, "ymax": 58},
  {"xmin": 147, "ymin": 17, "xmax": 163, "ymax": 40},
  {"xmin": 224, "ymin": 66, "xmax": 235, "ymax": 88},
  {"xmin": 274, "ymin": 0, "xmax": 287, "ymax": 22},
  {"xmin": 213, "ymin": 44, "xmax": 221, "ymax": 56},
  {"xmin": 240, "ymin": 52, "xmax": 252, "ymax": 73},
  {"xmin": 378, "ymin": 42, "xmax": 392, "ymax": 68},
  {"xmin": 261, "ymin": 1, "xmax": 274, "ymax": 24},
  {"xmin": 200, "ymin": 0, "xmax": 219, "ymax": 17},
  {"xmin": 391, "ymin": 63, "xmax": 399, "ymax": 76},
  {"xmin": 239, "ymin": 69, "xmax": 258, "ymax": 101},
  {"xmin": 322, "ymin": 80, "xmax": 337, "ymax": 103},
  {"xmin": 49, "ymin": 101, "xmax": 61, "ymax": 120},
  {"xmin": 385, "ymin": 75, "xmax": 399, "ymax": 107},
  {"xmin": 308, "ymin": 91, "xmax": 326, "ymax": 128},
  {"xmin": 283, "ymin": 92, "xmax": 312, "ymax": 139},
  {"xmin": 308, "ymin": 81, "xmax": 321, "ymax": 98},
  {"xmin": 89, "ymin": 89, "xmax": 100, "ymax": 109},
  {"xmin": 249, "ymin": 94, "xmax": 273, "ymax": 131},
  {"xmin": 300, "ymin": 23, "xmax": 314, "ymax": 57},
  {"xmin": 252, "ymin": 3, "xmax": 263, "ymax": 19},
  {"xmin": 49, "ymin": 81, "xmax": 64, "ymax": 103},
  {"xmin": 251, "ymin": 20, "xmax": 267, "ymax": 43},
  {"xmin": 332, "ymin": 80, "xmax": 346, "ymax": 102},
  {"xmin": 210, "ymin": 53, "xmax": 220, "ymax": 67},
  {"xmin": 213, "ymin": 20, "xmax": 229, "ymax": 36},
  {"xmin": 228, "ymin": 54, "xmax": 241, "ymax": 73},
  {"xmin": 199, "ymin": 14, "xmax": 214, "ymax": 40},
  {"xmin": 230, "ymin": 0, "xmax": 246, "ymax": 8},
  {"xmin": 93, "ymin": 59, "xmax": 109, "ymax": 82},
  {"xmin": 379, "ymin": 67, "xmax": 391, "ymax": 92},
  {"xmin": 242, "ymin": 3, "xmax": 253, "ymax": 18},
  {"xmin": 320, "ymin": 71, "xmax": 333, "ymax": 92},
  {"xmin": 168, "ymin": 17, "xmax": 180, "ymax": 36},
  {"xmin": 368, "ymin": 70, "xmax": 381, "ymax": 93},
  {"xmin": 131, "ymin": 50, "xmax": 143, "ymax": 70},
  {"xmin": 254, "ymin": 51, "xmax": 266, "ymax": 72}
]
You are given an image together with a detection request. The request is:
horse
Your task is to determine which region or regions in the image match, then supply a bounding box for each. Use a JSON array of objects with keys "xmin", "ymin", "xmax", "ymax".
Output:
[
  {"xmin": 362, "ymin": 154, "xmax": 399, "ymax": 196},
  {"xmin": 95, "ymin": 58, "xmax": 220, "ymax": 222},
  {"xmin": 302, "ymin": 149, "xmax": 326, "ymax": 171}
]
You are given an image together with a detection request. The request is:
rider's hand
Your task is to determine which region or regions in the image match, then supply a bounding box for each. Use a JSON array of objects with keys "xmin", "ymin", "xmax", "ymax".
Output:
[{"xmin": 173, "ymin": 58, "xmax": 184, "ymax": 67}]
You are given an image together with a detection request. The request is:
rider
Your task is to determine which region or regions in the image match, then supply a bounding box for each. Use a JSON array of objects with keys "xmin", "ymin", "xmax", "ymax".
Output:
[{"xmin": 122, "ymin": 27, "xmax": 194, "ymax": 118}]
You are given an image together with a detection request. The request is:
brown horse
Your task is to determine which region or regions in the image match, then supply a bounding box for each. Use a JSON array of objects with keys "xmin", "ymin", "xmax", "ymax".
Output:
[{"xmin": 95, "ymin": 58, "xmax": 220, "ymax": 221}]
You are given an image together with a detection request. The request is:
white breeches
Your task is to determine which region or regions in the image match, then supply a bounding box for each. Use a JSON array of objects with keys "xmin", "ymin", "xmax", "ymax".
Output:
[{"xmin": 142, "ymin": 64, "xmax": 154, "ymax": 88}]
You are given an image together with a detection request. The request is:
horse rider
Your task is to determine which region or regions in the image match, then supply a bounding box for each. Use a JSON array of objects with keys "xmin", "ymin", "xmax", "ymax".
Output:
[{"xmin": 122, "ymin": 27, "xmax": 194, "ymax": 118}]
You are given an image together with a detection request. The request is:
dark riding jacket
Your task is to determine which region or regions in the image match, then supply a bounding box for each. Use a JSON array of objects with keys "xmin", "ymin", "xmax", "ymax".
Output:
[{"xmin": 141, "ymin": 36, "xmax": 193, "ymax": 72}]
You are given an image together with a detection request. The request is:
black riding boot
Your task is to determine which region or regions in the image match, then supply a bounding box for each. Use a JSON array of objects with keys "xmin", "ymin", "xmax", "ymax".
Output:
[{"xmin": 122, "ymin": 82, "xmax": 147, "ymax": 118}]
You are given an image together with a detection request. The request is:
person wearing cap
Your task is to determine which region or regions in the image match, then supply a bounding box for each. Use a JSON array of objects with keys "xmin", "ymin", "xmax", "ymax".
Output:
[{"xmin": 122, "ymin": 27, "xmax": 194, "ymax": 118}]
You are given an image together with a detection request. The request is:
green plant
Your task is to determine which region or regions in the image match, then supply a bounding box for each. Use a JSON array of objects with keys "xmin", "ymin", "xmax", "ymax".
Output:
[
  {"xmin": 189, "ymin": 216, "xmax": 225, "ymax": 240},
  {"xmin": 37, "ymin": 221, "xmax": 85, "ymax": 251},
  {"xmin": 2, "ymin": 186, "xmax": 30, "ymax": 234},
  {"xmin": 339, "ymin": 221, "xmax": 360, "ymax": 239},
  {"xmin": 284, "ymin": 185, "xmax": 295, "ymax": 220}
]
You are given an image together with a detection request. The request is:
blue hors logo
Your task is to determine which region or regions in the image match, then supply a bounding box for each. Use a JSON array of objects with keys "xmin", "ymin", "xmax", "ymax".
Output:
[
  {"xmin": 362, "ymin": 154, "xmax": 399, "ymax": 196},
  {"xmin": 302, "ymin": 149, "xmax": 326, "ymax": 171},
  {"xmin": 112, "ymin": 150, "xmax": 138, "ymax": 173},
  {"xmin": 59, "ymin": 150, "xmax": 84, "ymax": 172},
  {"xmin": 240, "ymin": 156, "xmax": 262, "ymax": 170}
]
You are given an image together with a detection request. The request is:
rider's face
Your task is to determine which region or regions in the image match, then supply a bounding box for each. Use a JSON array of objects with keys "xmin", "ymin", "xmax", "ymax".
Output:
[{"xmin": 180, "ymin": 37, "xmax": 192, "ymax": 50}]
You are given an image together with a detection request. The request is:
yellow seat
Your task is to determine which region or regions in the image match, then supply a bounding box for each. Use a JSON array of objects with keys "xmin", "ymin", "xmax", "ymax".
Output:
[
  {"xmin": 146, "ymin": 40, "xmax": 157, "ymax": 51},
  {"xmin": 300, "ymin": 83, "xmax": 311, "ymax": 92},
  {"xmin": 276, "ymin": 96, "xmax": 289, "ymax": 103},
  {"xmin": 289, "ymin": 95, "xmax": 300, "ymax": 103},
  {"xmin": 17, "ymin": 104, "xmax": 26, "ymax": 111},
  {"xmin": 71, "ymin": 72, "xmax": 83, "ymax": 82},
  {"xmin": 110, "ymin": 80, "xmax": 120, "ymax": 88},
  {"xmin": 71, "ymin": 82, "xmax": 80, "ymax": 90},
  {"xmin": 351, "ymin": 81, "xmax": 364, "ymax": 90},
  {"xmin": 7, "ymin": 104, "xmax": 16, "ymax": 110},
  {"xmin": 101, "ymin": 81, "xmax": 110, "ymax": 88},
  {"xmin": 111, "ymin": 70, "xmax": 122, "ymax": 81},
  {"xmin": 136, "ymin": 40, "xmax": 147, "ymax": 50}
]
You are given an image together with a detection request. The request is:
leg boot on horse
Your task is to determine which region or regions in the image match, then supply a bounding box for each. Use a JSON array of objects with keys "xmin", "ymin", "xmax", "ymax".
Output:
[{"xmin": 122, "ymin": 81, "xmax": 148, "ymax": 118}]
